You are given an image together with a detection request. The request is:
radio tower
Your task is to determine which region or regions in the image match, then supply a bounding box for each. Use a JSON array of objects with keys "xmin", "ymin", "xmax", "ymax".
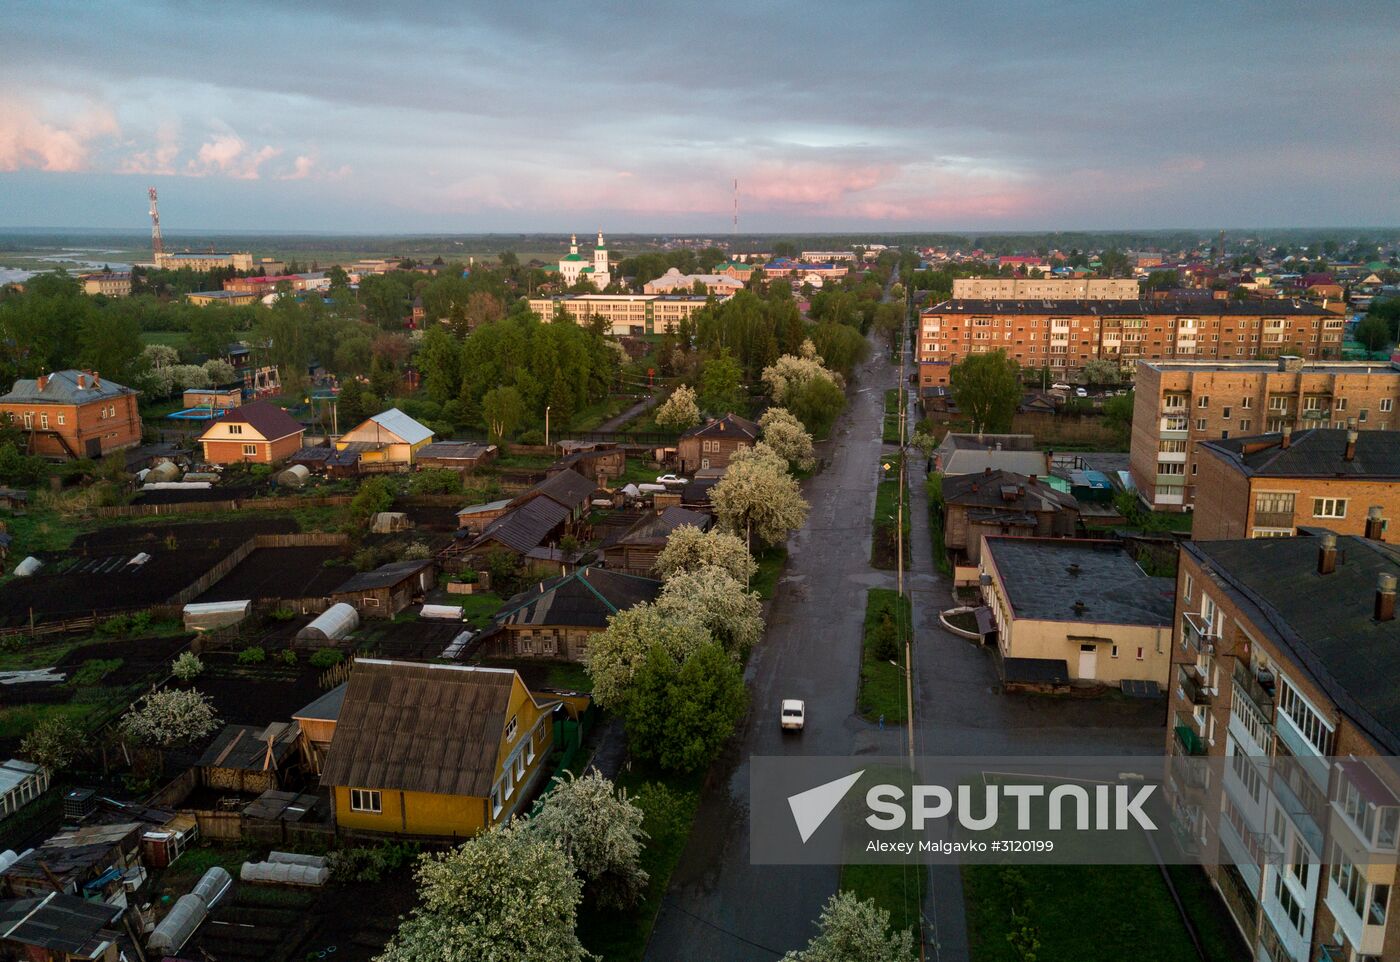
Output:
[{"xmin": 148, "ymin": 187, "xmax": 163, "ymax": 258}]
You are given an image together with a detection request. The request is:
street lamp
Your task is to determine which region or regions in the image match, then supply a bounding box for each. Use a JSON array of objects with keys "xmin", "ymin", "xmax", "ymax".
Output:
[{"xmin": 545, "ymin": 406, "xmax": 552, "ymax": 448}]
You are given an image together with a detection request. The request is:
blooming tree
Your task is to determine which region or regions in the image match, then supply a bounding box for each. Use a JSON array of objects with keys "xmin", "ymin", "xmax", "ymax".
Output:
[
  {"xmin": 783, "ymin": 892, "xmax": 915, "ymax": 962},
  {"xmin": 654, "ymin": 384, "xmax": 701, "ymax": 431},
  {"xmin": 762, "ymin": 346, "xmax": 844, "ymax": 405},
  {"xmin": 20, "ymin": 717, "xmax": 81, "ymax": 773},
  {"xmin": 376, "ymin": 823, "xmax": 589, "ymax": 962},
  {"xmin": 710, "ymin": 444, "xmax": 809, "ymax": 547},
  {"xmin": 171, "ymin": 651, "xmax": 204, "ymax": 681},
  {"xmin": 528, "ymin": 770, "xmax": 649, "ymax": 910},
  {"xmin": 759, "ymin": 407, "xmax": 816, "ymax": 471},
  {"xmin": 120, "ymin": 688, "xmax": 220, "ymax": 748},
  {"xmin": 653, "ymin": 525, "xmax": 757, "ymax": 584},
  {"xmin": 583, "ymin": 603, "xmax": 712, "ymax": 709},
  {"xmin": 657, "ymin": 565, "xmax": 764, "ymax": 654}
]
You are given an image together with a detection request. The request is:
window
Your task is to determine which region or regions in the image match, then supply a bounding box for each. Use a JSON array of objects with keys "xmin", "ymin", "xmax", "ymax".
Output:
[
  {"xmin": 1241, "ymin": 396, "xmax": 1253, "ymax": 409},
  {"xmin": 505, "ymin": 716, "xmax": 518, "ymax": 742},
  {"xmin": 1330, "ymin": 842, "xmax": 1366, "ymax": 920},
  {"xmin": 491, "ymin": 786, "xmax": 502, "ymax": 818},
  {"xmin": 1222, "ymin": 406, "xmax": 1231, "ymax": 420},
  {"xmin": 1360, "ymin": 409, "xmax": 1369, "ymax": 423},
  {"xmin": 1195, "ymin": 418, "xmax": 1207, "ymax": 431},
  {"xmin": 1239, "ymin": 419, "xmax": 1251, "ymax": 432},
  {"xmin": 1183, "ymin": 574, "xmax": 1194, "ymax": 602},
  {"xmin": 56, "ymin": 414, "xmax": 65, "ymax": 425},
  {"xmin": 349, "ymin": 788, "xmax": 382, "ymax": 813},
  {"xmin": 1286, "ymin": 836, "xmax": 1312, "ymax": 888},
  {"xmin": 525, "ymin": 731, "xmax": 537, "ymax": 764},
  {"xmin": 1383, "ymin": 398, "xmax": 1394, "ymax": 413},
  {"xmin": 1110, "ymin": 645, "xmax": 1119, "ymax": 658},
  {"xmin": 242, "ymin": 444, "xmax": 257, "ymax": 456},
  {"xmin": 1158, "ymin": 462, "xmax": 1185, "ymax": 476},
  {"xmin": 1197, "ymin": 395, "xmax": 1210, "ymax": 408},
  {"xmin": 1136, "ymin": 647, "xmax": 1144, "ymax": 661},
  {"xmin": 1273, "ymin": 872, "xmax": 1307, "ymax": 936},
  {"xmin": 227, "ymin": 423, "xmax": 242, "ymax": 434},
  {"xmin": 1313, "ymin": 498, "xmax": 1347, "ymax": 519},
  {"xmin": 1336, "ymin": 397, "xmax": 1347, "ymax": 411},
  {"xmin": 1277, "ymin": 676, "xmax": 1334, "ymax": 754},
  {"xmin": 514, "ymin": 751, "xmax": 526, "ymax": 782},
  {"xmin": 39, "ymin": 414, "xmax": 48, "ymax": 429}
]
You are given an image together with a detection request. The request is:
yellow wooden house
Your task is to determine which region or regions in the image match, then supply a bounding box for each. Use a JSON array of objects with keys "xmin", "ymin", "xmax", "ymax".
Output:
[
  {"xmin": 319, "ymin": 659, "xmax": 561, "ymax": 836},
  {"xmin": 335, "ymin": 407, "xmax": 434, "ymax": 468}
]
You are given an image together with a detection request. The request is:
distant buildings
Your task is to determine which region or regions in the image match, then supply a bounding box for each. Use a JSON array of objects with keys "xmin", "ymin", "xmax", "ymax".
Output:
[
  {"xmin": 642, "ymin": 268, "xmax": 744, "ymax": 296},
  {"xmin": 1166, "ymin": 533, "xmax": 1400, "ymax": 962},
  {"xmin": 223, "ymin": 272, "xmax": 329, "ymax": 295},
  {"xmin": 916, "ymin": 298, "xmax": 1341, "ymax": 388},
  {"xmin": 0, "ymin": 369, "xmax": 141, "ymax": 459},
  {"xmin": 951, "ymin": 277, "xmax": 1141, "ymax": 300},
  {"xmin": 187, "ymin": 290, "xmax": 260, "ymax": 307},
  {"xmin": 156, "ymin": 251, "xmax": 254, "ymax": 272},
  {"xmin": 1129, "ymin": 358, "xmax": 1400, "ymax": 510},
  {"xmin": 558, "ymin": 232, "xmax": 611, "ymax": 288},
  {"xmin": 759, "ymin": 258, "xmax": 849, "ymax": 280},
  {"xmin": 932, "ymin": 433, "xmax": 1050, "ymax": 477},
  {"xmin": 78, "ymin": 271, "xmax": 131, "ymax": 297},
  {"xmin": 527, "ymin": 293, "xmax": 718, "ymax": 335},
  {"xmin": 1191, "ymin": 428, "xmax": 1400, "ymax": 541}
]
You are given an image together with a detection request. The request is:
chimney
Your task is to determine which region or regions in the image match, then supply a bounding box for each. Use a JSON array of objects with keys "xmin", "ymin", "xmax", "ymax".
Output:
[
  {"xmin": 1068, "ymin": 563, "xmax": 1081, "ymax": 576},
  {"xmin": 1318, "ymin": 533, "xmax": 1338, "ymax": 575},
  {"xmin": 36, "ymin": 373, "xmax": 48, "ymax": 392},
  {"xmin": 984, "ymin": 466, "xmax": 992, "ymax": 476},
  {"xmin": 75, "ymin": 373, "xmax": 86, "ymax": 389},
  {"xmin": 1345, "ymin": 429, "xmax": 1359, "ymax": 462},
  {"xmin": 91, "ymin": 371, "xmax": 100, "ymax": 387},
  {"xmin": 1377, "ymin": 573, "xmax": 1397, "ymax": 622},
  {"xmin": 1365, "ymin": 506, "xmax": 1387, "ymax": 541},
  {"xmin": 1281, "ymin": 424, "xmax": 1292, "ymax": 449},
  {"xmin": 1071, "ymin": 600, "xmax": 1087, "ymax": 616}
]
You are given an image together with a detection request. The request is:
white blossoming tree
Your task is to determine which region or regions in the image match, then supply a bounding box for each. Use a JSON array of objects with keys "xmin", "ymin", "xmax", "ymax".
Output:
[
  {"xmin": 376, "ymin": 823, "xmax": 589, "ymax": 962},
  {"xmin": 762, "ymin": 346, "xmax": 844, "ymax": 406},
  {"xmin": 653, "ymin": 525, "xmax": 757, "ymax": 584},
  {"xmin": 657, "ymin": 565, "xmax": 764, "ymax": 654},
  {"xmin": 528, "ymin": 770, "xmax": 649, "ymax": 910},
  {"xmin": 783, "ymin": 892, "xmax": 916, "ymax": 962},
  {"xmin": 759, "ymin": 407, "xmax": 816, "ymax": 471},
  {"xmin": 709, "ymin": 443, "xmax": 809, "ymax": 547},
  {"xmin": 171, "ymin": 651, "xmax": 204, "ymax": 681},
  {"xmin": 654, "ymin": 384, "xmax": 701, "ymax": 431},
  {"xmin": 120, "ymin": 688, "xmax": 220, "ymax": 748},
  {"xmin": 583, "ymin": 603, "xmax": 713, "ymax": 709}
]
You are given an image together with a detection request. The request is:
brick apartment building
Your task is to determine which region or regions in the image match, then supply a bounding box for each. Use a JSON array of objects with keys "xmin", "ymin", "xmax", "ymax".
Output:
[
  {"xmin": 1166, "ymin": 533, "xmax": 1400, "ymax": 962},
  {"xmin": 915, "ymin": 298, "xmax": 1340, "ymax": 390},
  {"xmin": 0, "ymin": 370, "xmax": 141, "ymax": 459},
  {"xmin": 1192, "ymin": 428, "xmax": 1400, "ymax": 541},
  {"xmin": 1129, "ymin": 358, "xmax": 1400, "ymax": 510}
]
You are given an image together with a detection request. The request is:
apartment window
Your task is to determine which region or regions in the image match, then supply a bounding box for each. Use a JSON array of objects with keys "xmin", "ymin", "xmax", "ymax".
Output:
[
  {"xmin": 1383, "ymin": 398, "xmax": 1394, "ymax": 413},
  {"xmin": 1336, "ymin": 397, "xmax": 1347, "ymax": 411},
  {"xmin": 505, "ymin": 716, "xmax": 518, "ymax": 742},
  {"xmin": 1231, "ymin": 751, "xmax": 1263, "ymax": 804},
  {"xmin": 1360, "ymin": 409, "xmax": 1369, "ymax": 423},
  {"xmin": 1110, "ymin": 645, "xmax": 1119, "ymax": 658},
  {"xmin": 1241, "ymin": 396, "xmax": 1253, "ymax": 409},
  {"xmin": 1239, "ymin": 419, "xmax": 1251, "ymax": 432},
  {"xmin": 1286, "ymin": 836, "xmax": 1312, "ymax": 888},
  {"xmin": 1313, "ymin": 497, "xmax": 1347, "ymax": 519},
  {"xmin": 1195, "ymin": 418, "xmax": 1207, "ymax": 431},
  {"xmin": 349, "ymin": 788, "xmax": 382, "ymax": 813},
  {"xmin": 1273, "ymin": 873, "xmax": 1307, "ymax": 936},
  {"xmin": 227, "ymin": 423, "xmax": 243, "ymax": 434},
  {"xmin": 56, "ymin": 414, "xmax": 65, "ymax": 425},
  {"xmin": 1268, "ymin": 396, "xmax": 1288, "ymax": 411},
  {"xmin": 22, "ymin": 413, "xmax": 32, "ymax": 429},
  {"xmin": 1157, "ymin": 462, "xmax": 1185, "ymax": 476},
  {"xmin": 39, "ymin": 414, "xmax": 48, "ymax": 429},
  {"xmin": 242, "ymin": 444, "xmax": 257, "ymax": 456},
  {"xmin": 1136, "ymin": 647, "xmax": 1144, "ymax": 661},
  {"xmin": 1330, "ymin": 842, "xmax": 1366, "ymax": 920},
  {"xmin": 1159, "ymin": 440, "xmax": 1187, "ymax": 453},
  {"xmin": 1183, "ymin": 574, "xmax": 1193, "ymax": 602},
  {"xmin": 1277, "ymin": 676, "xmax": 1334, "ymax": 754},
  {"xmin": 1197, "ymin": 395, "xmax": 1209, "ymax": 408}
]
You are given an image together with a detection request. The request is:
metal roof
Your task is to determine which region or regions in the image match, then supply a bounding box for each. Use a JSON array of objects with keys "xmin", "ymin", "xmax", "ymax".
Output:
[
  {"xmin": 365, "ymin": 408, "xmax": 435, "ymax": 445},
  {"xmin": 333, "ymin": 558, "xmax": 435, "ymax": 594},
  {"xmin": 293, "ymin": 683, "xmax": 347, "ymax": 722},
  {"xmin": 0, "ymin": 892, "xmax": 121, "ymax": 956},
  {"xmin": 493, "ymin": 567, "xmax": 662, "ymax": 629},
  {"xmin": 0, "ymin": 370, "xmax": 135, "ymax": 405},
  {"xmin": 470, "ymin": 497, "xmax": 571, "ymax": 554}
]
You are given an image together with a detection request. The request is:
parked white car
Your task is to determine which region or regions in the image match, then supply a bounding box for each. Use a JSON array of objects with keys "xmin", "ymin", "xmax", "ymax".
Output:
[
  {"xmin": 1075, "ymin": 387, "xmax": 1089, "ymax": 398},
  {"xmin": 656, "ymin": 473, "xmax": 689, "ymax": 486},
  {"xmin": 781, "ymin": 699, "xmax": 806, "ymax": 731}
]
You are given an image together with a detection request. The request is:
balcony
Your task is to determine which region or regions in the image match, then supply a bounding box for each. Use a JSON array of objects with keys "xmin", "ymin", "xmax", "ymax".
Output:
[
  {"xmin": 1182, "ymin": 611, "xmax": 1218, "ymax": 654},
  {"xmin": 1175, "ymin": 724, "xmax": 1207, "ymax": 756},
  {"xmin": 1233, "ymin": 663, "xmax": 1276, "ymax": 724},
  {"xmin": 1179, "ymin": 665, "xmax": 1214, "ymax": 706},
  {"xmin": 1253, "ymin": 510, "xmax": 1296, "ymax": 529},
  {"xmin": 1170, "ymin": 750, "xmax": 1210, "ymax": 801},
  {"xmin": 1301, "ymin": 407, "xmax": 1331, "ymax": 421}
]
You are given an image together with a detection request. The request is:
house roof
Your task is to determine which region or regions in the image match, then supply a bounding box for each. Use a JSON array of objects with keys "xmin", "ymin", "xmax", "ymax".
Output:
[
  {"xmin": 320, "ymin": 659, "xmax": 555, "ymax": 797},
  {"xmin": 983, "ymin": 537, "xmax": 1175, "ymax": 627},
  {"xmin": 604, "ymin": 506, "xmax": 713, "ymax": 549},
  {"xmin": 493, "ymin": 566, "xmax": 662, "ymax": 629},
  {"xmin": 293, "ymin": 683, "xmax": 347, "ymax": 722},
  {"xmin": 471, "ymin": 497, "xmax": 571, "ymax": 554},
  {"xmin": 1198, "ymin": 429, "xmax": 1400, "ymax": 480},
  {"xmin": 517, "ymin": 469, "xmax": 596, "ymax": 512},
  {"xmin": 196, "ymin": 723, "xmax": 300, "ymax": 771},
  {"xmin": 333, "ymin": 558, "xmax": 435, "ymax": 594},
  {"xmin": 942, "ymin": 469, "xmax": 1079, "ymax": 514},
  {"xmin": 680, "ymin": 413, "xmax": 760, "ymax": 442},
  {"xmin": 351, "ymin": 408, "xmax": 434, "ymax": 446},
  {"xmin": 0, "ymin": 892, "xmax": 121, "ymax": 957},
  {"xmin": 418, "ymin": 441, "xmax": 495, "ymax": 461},
  {"xmin": 456, "ymin": 498, "xmax": 513, "ymax": 517},
  {"xmin": 201, "ymin": 400, "xmax": 304, "ymax": 442},
  {"xmin": 1186, "ymin": 536, "xmax": 1400, "ymax": 752},
  {"xmin": 0, "ymin": 370, "xmax": 135, "ymax": 405}
]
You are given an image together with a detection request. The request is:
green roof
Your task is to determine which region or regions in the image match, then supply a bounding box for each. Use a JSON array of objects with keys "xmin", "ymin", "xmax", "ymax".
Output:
[
  {"xmin": 563, "ymin": 254, "xmax": 583, "ymax": 261},
  {"xmin": 581, "ymin": 267, "xmax": 594, "ymax": 273}
]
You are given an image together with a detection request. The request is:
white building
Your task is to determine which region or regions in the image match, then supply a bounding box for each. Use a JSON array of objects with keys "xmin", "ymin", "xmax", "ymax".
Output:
[{"xmin": 559, "ymin": 232, "xmax": 611, "ymax": 289}]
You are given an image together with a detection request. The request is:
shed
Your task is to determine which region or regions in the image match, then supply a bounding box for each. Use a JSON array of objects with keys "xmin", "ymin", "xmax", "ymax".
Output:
[
  {"xmin": 292, "ymin": 683, "xmax": 345, "ymax": 774},
  {"xmin": 182, "ymin": 600, "xmax": 251, "ymax": 632},
  {"xmin": 295, "ymin": 602, "xmax": 359, "ymax": 644},
  {"xmin": 370, "ymin": 511, "xmax": 411, "ymax": 534},
  {"xmin": 330, "ymin": 558, "xmax": 438, "ymax": 617},
  {"xmin": 196, "ymin": 723, "xmax": 300, "ymax": 794},
  {"xmin": 0, "ymin": 892, "xmax": 123, "ymax": 960},
  {"xmin": 276, "ymin": 463, "xmax": 311, "ymax": 488}
]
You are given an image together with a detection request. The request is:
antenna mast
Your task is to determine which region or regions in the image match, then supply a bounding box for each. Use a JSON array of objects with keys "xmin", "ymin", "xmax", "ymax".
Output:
[{"xmin": 148, "ymin": 187, "xmax": 163, "ymax": 257}]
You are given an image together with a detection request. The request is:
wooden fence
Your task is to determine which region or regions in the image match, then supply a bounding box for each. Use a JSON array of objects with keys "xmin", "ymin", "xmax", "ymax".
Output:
[{"xmin": 92, "ymin": 494, "xmax": 356, "ymax": 519}]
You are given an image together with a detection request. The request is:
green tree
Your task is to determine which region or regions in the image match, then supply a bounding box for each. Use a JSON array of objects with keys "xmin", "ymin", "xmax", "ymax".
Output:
[
  {"xmin": 20, "ymin": 717, "xmax": 82, "ymax": 773},
  {"xmin": 652, "ymin": 525, "xmax": 757, "ymax": 583},
  {"xmin": 622, "ymin": 641, "xmax": 747, "ymax": 773},
  {"xmin": 950, "ymin": 350, "xmax": 1021, "ymax": 433},
  {"xmin": 482, "ymin": 385, "xmax": 525, "ymax": 443},
  {"xmin": 1366, "ymin": 299, "xmax": 1400, "ymax": 342},
  {"xmin": 584, "ymin": 604, "xmax": 712, "ymax": 709},
  {"xmin": 786, "ymin": 376, "xmax": 846, "ymax": 438},
  {"xmin": 1103, "ymin": 391, "xmax": 1134, "ymax": 448},
  {"xmin": 350, "ymin": 477, "xmax": 395, "ymax": 520},
  {"xmin": 1355, "ymin": 313, "xmax": 1392, "ymax": 352},
  {"xmin": 419, "ymin": 326, "xmax": 463, "ymax": 404},
  {"xmin": 710, "ymin": 443, "xmax": 809, "ymax": 546},
  {"xmin": 699, "ymin": 353, "xmax": 746, "ymax": 414},
  {"xmin": 1078, "ymin": 358, "xmax": 1122, "ymax": 386}
]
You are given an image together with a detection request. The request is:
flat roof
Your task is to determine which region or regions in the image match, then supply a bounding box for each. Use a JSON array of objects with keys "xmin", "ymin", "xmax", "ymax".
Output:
[
  {"xmin": 1141, "ymin": 359, "xmax": 1400, "ymax": 375},
  {"xmin": 922, "ymin": 298, "xmax": 1331, "ymax": 316},
  {"xmin": 984, "ymin": 537, "xmax": 1175, "ymax": 627}
]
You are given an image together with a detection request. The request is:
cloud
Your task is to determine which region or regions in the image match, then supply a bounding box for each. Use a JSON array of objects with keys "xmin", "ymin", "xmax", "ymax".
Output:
[
  {"xmin": 188, "ymin": 130, "xmax": 281, "ymax": 179},
  {"xmin": 120, "ymin": 120, "xmax": 180, "ymax": 174},
  {"xmin": 0, "ymin": 100, "xmax": 118, "ymax": 172},
  {"xmin": 278, "ymin": 154, "xmax": 316, "ymax": 180}
]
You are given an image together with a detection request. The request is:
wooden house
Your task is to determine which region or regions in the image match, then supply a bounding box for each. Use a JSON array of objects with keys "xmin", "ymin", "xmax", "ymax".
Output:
[
  {"xmin": 601, "ymin": 506, "xmax": 712, "ymax": 576},
  {"xmin": 476, "ymin": 567, "xmax": 661, "ymax": 661},
  {"xmin": 329, "ymin": 559, "xmax": 437, "ymax": 618},
  {"xmin": 676, "ymin": 413, "xmax": 759, "ymax": 475}
]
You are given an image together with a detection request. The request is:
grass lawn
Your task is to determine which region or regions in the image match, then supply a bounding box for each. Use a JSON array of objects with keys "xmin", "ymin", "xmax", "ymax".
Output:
[
  {"xmin": 882, "ymin": 388, "xmax": 904, "ymax": 444},
  {"xmin": 858, "ymin": 588, "xmax": 909, "ymax": 723},
  {"xmin": 840, "ymin": 861, "xmax": 927, "ymax": 944},
  {"xmin": 543, "ymin": 661, "xmax": 592, "ymax": 692},
  {"xmin": 750, "ymin": 545, "xmax": 787, "ymax": 601},
  {"xmin": 450, "ymin": 591, "xmax": 504, "ymax": 629},
  {"xmin": 153, "ymin": 843, "xmax": 260, "ymax": 897},
  {"xmin": 926, "ymin": 474, "xmax": 951, "ymax": 575},
  {"xmin": 493, "ymin": 452, "xmax": 557, "ymax": 470},
  {"xmin": 962, "ymin": 862, "xmax": 1246, "ymax": 962},
  {"xmin": 617, "ymin": 458, "xmax": 663, "ymax": 486},
  {"xmin": 576, "ymin": 766, "xmax": 703, "ymax": 962},
  {"xmin": 0, "ymin": 700, "xmax": 100, "ymax": 740},
  {"xmin": 871, "ymin": 454, "xmax": 910, "ymax": 570},
  {"xmin": 139, "ymin": 330, "xmax": 192, "ymax": 350}
]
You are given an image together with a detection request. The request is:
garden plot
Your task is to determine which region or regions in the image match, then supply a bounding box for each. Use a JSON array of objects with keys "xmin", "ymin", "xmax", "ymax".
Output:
[{"xmin": 193, "ymin": 547, "xmax": 354, "ymax": 603}]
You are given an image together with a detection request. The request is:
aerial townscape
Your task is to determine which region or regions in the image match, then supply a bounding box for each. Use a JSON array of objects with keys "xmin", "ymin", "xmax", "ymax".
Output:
[{"xmin": 1, "ymin": 4, "xmax": 1399, "ymax": 962}]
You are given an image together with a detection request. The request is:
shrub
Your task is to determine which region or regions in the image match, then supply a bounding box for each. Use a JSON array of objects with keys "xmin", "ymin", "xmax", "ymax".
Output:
[
  {"xmin": 128, "ymin": 611, "xmax": 152, "ymax": 635},
  {"xmin": 871, "ymin": 611, "xmax": 900, "ymax": 662},
  {"xmin": 518, "ymin": 429, "xmax": 544, "ymax": 445},
  {"xmin": 21, "ymin": 716, "xmax": 82, "ymax": 772},
  {"xmin": 328, "ymin": 842, "xmax": 421, "ymax": 882},
  {"xmin": 310, "ymin": 649, "xmax": 344, "ymax": 669},
  {"xmin": 409, "ymin": 469, "xmax": 462, "ymax": 495},
  {"xmin": 97, "ymin": 614, "xmax": 130, "ymax": 636},
  {"xmin": 402, "ymin": 541, "xmax": 431, "ymax": 560},
  {"xmin": 237, "ymin": 646, "xmax": 266, "ymax": 664},
  {"xmin": 171, "ymin": 652, "xmax": 204, "ymax": 680},
  {"xmin": 278, "ymin": 648, "xmax": 298, "ymax": 665},
  {"xmin": 268, "ymin": 607, "xmax": 297, "ymax": 621}
]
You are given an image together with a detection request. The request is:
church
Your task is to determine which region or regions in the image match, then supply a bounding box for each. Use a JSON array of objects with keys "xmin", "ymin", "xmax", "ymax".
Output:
[{"xmin": 559, "ymin": 231, "xmax": 611, "ymax": 288}]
